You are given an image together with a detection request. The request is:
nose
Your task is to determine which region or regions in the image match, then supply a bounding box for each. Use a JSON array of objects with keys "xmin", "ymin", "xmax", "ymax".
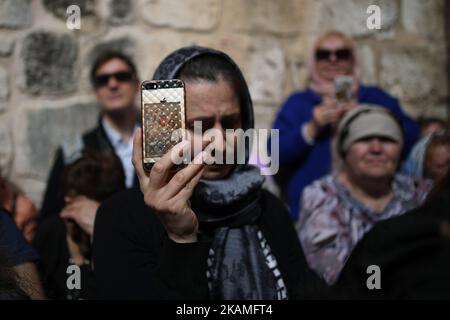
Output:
[
  {"xmin": 205, "ymin": 121, "xmax": 228, "ymax": 158},
  {"xmin": 329, "ymin": 53, "xmax": 337, "ymax": 62},
  {"xmin": 368, "ymin": 138, "xmax": 383, "ymax": 152},
  {"xmin": 107, "ymin": 75, "xmax": 120, "ymax": 89},
  {"xmin": 213, "ymin": 121, "xmax": 227, "ymax": 144}
]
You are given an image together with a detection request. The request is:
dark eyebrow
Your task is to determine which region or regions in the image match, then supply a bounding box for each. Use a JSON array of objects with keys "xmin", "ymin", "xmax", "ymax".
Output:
[
  {"xmin": 187, "ymin": 116, "xmax": 214, "ymax": 123},
  {"xmin": 221, "ymin": 112, "xmax": 241, "ymax": 121},
  {"xmin": 186, "ymin": 116, "xmax": 215, "ymax": 128},
  {"xmin": 187, "ymin": 113, "xmax": 240, "ymax": 124}
]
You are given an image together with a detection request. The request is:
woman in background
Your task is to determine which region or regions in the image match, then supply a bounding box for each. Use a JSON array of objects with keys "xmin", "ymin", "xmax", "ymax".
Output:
[
  {"xmin": 271, "ymin": 30, "xmax": 419, "ymax": 221},
  {"xmin": 402, "ymin": 130, "xmax": 450, "ymax": 184},
  {"xmin": 298, "ymin": 106, "xmax": 430, "ymax": 285}
]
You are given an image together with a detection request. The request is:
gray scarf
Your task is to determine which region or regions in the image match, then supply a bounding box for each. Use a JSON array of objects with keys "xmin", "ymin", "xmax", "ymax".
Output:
[{"xmin": 193, "ymin": 165, "xmax": 279, "ymax": 299}]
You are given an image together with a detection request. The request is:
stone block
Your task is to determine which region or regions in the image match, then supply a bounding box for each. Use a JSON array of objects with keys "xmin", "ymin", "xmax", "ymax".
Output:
[
  {"xmin": 141, "ymin": 0, "xmax": 221, "ymax": 31},
  {"xmin": 21, "ymin": 31, "xmax": 78, "ymax": 95},
  {"xmin": 0, "ymin": 0, "xmax": 31, "ymax": 29}
]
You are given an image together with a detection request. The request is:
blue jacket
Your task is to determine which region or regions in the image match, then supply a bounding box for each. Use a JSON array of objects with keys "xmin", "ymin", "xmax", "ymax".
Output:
[{"xmin": 271, "ymin": 86, "xmax": 420, "ymax": 221}]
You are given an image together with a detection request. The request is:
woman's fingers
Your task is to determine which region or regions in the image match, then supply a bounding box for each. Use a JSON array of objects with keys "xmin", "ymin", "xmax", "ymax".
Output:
[
  {"xmin": 60, "ymin": 201, "xmax": 81, "ymax": 219},
  {"xmin": 164, "ymin": 151, "xmax": 206, "ymax": 199},
  {"xmin": 173, "ymin": 166, "xmax": 205, "ymax": 203},
  {"xmin": 132, "ymin": 128, "xmax": 150, "ymax": 188},
  {"xmin": 148, "ymin": 140, "xmax": 191, "ymax": 189},
  {"xmin": 148, "ymin": 137, "xmax": 212, "ymax": 189},
  {"xmin": 60, "ymin": 207, "xmax": 74, "ymax": 220}
]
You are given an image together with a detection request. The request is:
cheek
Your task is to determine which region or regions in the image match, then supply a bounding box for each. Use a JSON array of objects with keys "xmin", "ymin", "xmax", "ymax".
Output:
[
  {"xmin": 347, "ymin": 147, "xmax": 367, "ymax": 163},
  {"xmin": 186, "ymin": 130, "xmax": 199, "ymax": 156},
  {"xmin": 386, "ymin": 146, "xmax": 401, "ymax": 163},
  {"xmin": 345, "ymin": 153, "xmax": 362, "ymax": 169},
  {"xmin": 316, "ymin": 62, "xmax": 327, "ymax": 72},
  {"xmin": 122, "ymin": 83, "xmax": 137, "ymax": 96},
  {"xmin": 95, "ymin": 88, "xmax": 107, "ymax": 99},
  {"xmin": 130, "ymin": 81, "xmax": 139, "ymax": 92},
  {"xmin": 341, "ymin": 60, "xmax": 354, "ymax": 71}
]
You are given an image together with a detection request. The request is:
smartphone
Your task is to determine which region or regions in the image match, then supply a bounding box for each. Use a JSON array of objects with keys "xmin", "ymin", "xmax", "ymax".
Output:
[
  {"xmin": 141, "ymin": 79, "xmax": 186, "ymax": 171},
  {"xmin": 334, "ymin": 75, "xmax": 353, "ymax": 103}
]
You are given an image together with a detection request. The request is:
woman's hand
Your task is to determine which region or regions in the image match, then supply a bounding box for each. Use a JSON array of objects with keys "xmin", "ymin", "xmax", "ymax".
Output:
[
  {"xmin": 340, "ymin": 100, "xmax": 358, "ymax": 113},
  {"xmin": 306, "ymin": 98, "xmax": 346, "ymax": 139},
  {"xmin": 14, "ymin": 196, "xmax": 38, "ymax": 242},
  {"xmin": 132, "ymin": 128, "xmax": 207, "ymax": 243},
  {"xmin": 60, "ymin": 196, "xmax": 100, "ymax": 236}
]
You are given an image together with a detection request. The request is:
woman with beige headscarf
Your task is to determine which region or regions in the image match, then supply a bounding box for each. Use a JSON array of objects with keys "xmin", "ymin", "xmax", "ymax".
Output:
[
  {"xmin": 297, "ymin": 106, "xmax": 431, "ymax": 285},
  {"xmin": 271, "ymin": 30, "xmax": 420, "ymax": 221}
]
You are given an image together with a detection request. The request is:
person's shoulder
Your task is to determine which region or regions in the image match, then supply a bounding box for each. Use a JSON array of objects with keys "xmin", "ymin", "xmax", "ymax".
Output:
[
  {"xmin": 94, "ymin": 188, "xmax": 166, "ymax": 266},
  {"xmin": 0, "ymin": 210, "xmax": 39, "ymax": 264},
  {"xmin": 96, "ymin": 187, "xmax": 161, "ymax": 234},
  {"xmin": 359, "ymin": 85, "xmax": 397, "ymax": 103},
  {"xmin": 273, "ymin": 90, "xmax": 318, "ymax": 124},
  {"xmin": 81, "ymin": 123, "xmax": 101, "ymax": 141},
  {"xmin": 288, "ymin": 88, "xmax": 315, "ymax": 99},
  {"xmin": 0, "ymin": 209, "xmax": 14, "ymax": 229},
  {"xmin": 60, "ymin": 134, "xmax": 84, "ymax": 164},
  {"xmin": 260, "ymin": 189, "xmax": 289, "ymax": 213},
  {"xmin": 360, "ymin": 84, "xmax": 389, "ymax": 95},
  {"xmin": 394, "ymin": 174, "xmax": 433, "ymax": 202},
  {"xmin": 258, "ymin": 190, "xmax": 298, "ymax": 238},
  {"xmin": 279, "ymin": 89, "xmax": 317, "ymax": 109},
  {"xmin": 395, "ymin": 174, "xmax": 432, "ymax": 192},
  {"xmin": 286, "ymin": 89, "xmax": 317, "ymax": 104},
  {"xmin": 98, "ymin": 187, "xmax": 145, "ymax": 217},
  {"xmin": 301, "ymin": 175, "xmax": 336, "ymax": 207},
  {"xmin": 304, "ymin": 174, "xmax": 336, "ymax": 195},
  {"xmin": 15, "ymin": 195, "xmax": 37, "ymax": 215},
  {"xmin": 36, "ymin": 215, "xmax": 64, "ymax": 233},
  {"xmin": 60, "ymin": 122, "xmax": 106, "ymax": 164},
  {"xmin": 32, "ymin": 216, "xmax": 65, "ymax": 258}
]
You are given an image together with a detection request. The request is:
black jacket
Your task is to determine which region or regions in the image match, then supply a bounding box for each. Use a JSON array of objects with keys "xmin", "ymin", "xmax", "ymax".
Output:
[
  {"xmin": 93, "ymin": 187, "xmax": 321, "ymax": 300},
  {"xmin": 32, "ymin": 216, "xmax": 98, "ymax": 300},
  {"xmin": 39, "ymin": 120, "xmax": 138, "ymax": 223},
  {"xmin": 335, "ymin": 188, "xmax": 450, "ymax": 299}
]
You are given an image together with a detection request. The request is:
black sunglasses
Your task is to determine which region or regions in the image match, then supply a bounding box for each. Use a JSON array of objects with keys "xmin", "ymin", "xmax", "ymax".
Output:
[
  {"xmin": 94, "ymin": 71, "xmax": 134, "ymax": 87},
  {"xmin": 315, "ymin": 48, "xmax": 353, "ymax": 61}
]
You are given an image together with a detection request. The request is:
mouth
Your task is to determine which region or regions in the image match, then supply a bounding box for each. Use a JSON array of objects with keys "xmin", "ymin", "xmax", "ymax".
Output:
[
  {"xmin": 205, "ymin": 163, "xmax": 223, "ymax": 170},
  {"xmin": 108, "ymin": 93, "xmax": 123, "ymax": 100},
  {"xmin": 324, "ymin": 66, "xmax": 345, "ymax": 73},
  {"xmin": 365, "ymin": 159, "xmax": 387, "ymax": 166}
]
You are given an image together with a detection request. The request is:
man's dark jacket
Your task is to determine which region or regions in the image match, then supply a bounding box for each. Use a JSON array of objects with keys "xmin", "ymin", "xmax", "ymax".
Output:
[{"xmin": 39, "ymin": 120, "xmax": 137, "ymax": 223}]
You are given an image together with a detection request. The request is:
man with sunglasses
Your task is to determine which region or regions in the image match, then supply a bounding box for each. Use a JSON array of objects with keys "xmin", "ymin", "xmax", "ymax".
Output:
[{"xmin": 39, "ymin": 51, "xmax": 140, "ymax": 224}]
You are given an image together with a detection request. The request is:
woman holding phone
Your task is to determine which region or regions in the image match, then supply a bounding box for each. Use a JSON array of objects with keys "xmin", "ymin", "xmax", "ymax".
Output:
[
  {"xmin": 93, "ymin": 46, "xmax": 323, "ymax": 300},
  {"xmin": 271, "ymin": 30, "xmax": 420, "ymax": 221}
]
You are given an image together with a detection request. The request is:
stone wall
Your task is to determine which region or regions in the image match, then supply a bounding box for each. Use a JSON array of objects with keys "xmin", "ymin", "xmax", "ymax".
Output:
[{"xmin": 0, "ymin": 0, "xmax": 448, "ymax": 206}]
